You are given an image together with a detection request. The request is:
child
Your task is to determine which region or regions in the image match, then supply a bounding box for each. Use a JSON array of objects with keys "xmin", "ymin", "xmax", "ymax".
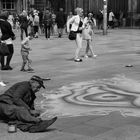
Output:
[
  {"xmin": 20, "ymin": 35, "xmax": 34, "ymax": 72},
  {"xmin": 82, "ymin": 13, "xmax": 97, "ymax": 58}
]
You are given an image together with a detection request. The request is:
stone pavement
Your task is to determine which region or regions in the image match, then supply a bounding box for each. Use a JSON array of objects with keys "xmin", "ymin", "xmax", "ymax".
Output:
[{"xmin": 1, "ymin": 29, "xmax": 140, "ymax": 140}]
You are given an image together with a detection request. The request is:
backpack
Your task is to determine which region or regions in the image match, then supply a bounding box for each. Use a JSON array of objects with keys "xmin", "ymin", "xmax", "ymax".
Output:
[
  {"xmin": 33, "ymin": 15, "xmax": 39, "ymax": 26},
  {"xmin": 43, "ymin": 13, "xmax": 52, "ymax": 26}
]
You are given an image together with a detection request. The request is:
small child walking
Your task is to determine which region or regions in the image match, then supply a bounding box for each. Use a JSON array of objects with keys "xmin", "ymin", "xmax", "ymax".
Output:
[
  {"xmin": 20, "ymin": 35, "xmax": 34, "ymax": 72},
  {"xmin": 82, "ymin": 13, "xmax": 97, "ymax": 58}
]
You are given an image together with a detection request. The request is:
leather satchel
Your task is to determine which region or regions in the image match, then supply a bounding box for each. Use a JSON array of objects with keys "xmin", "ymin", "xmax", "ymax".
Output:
[
  {"xmin": 0, "ymin": 42, "xmax": 10, "ymax": 56},
  {"xmin": 68, "ymin": 31, "xmax": 77, "ymax": 40}
]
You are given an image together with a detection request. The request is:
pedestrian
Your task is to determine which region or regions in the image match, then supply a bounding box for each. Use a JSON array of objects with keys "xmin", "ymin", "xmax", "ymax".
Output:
[
  {"xmin": 28, "ymin": 13, "xmax": 34, "ymax": 37},
  {"xmin": 20, "ymin": 34, "xmax": 34, "ymax": 72},
  {"xmin": 0, "ymin": 75, "xmax": 57, "ymax": 132},
  {"xmin": 97, "ymin": 10, "xmax": 103, "ymax": 30},
  {"xmin": 83, "ymin": 12, "xmax": 97, "ymax": 58},
  {"xmin": 67, "ymin": 7, "xmax": 84, "ymax": 62},
  {"xmin": 51, "ymin": 10, "xmax": 56, "ymax": 36},
  {"xmin": 56, "ymin": 8, "xmax": 66, "ymax": 38},
  {"xmin": 0, "ymin": 11, "xmax": 16, "ymax": 70},
  {"xmin": 43, "ymin": 8, "xmax": 52, "ymax": 39},
  {"xmin": 19, "ymin": 10, "xmax": 29, "ymax": 40},
  {"xmin": 108, "ymin": 10, "xmax": 115, "ymax": 29},
  {"xmin": 33, "ymin": 12, "xmax": 39, "ymax": 38}
]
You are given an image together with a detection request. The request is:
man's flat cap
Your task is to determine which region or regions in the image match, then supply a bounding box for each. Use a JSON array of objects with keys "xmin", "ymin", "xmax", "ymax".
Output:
[{"xmin": 30, "ymin": 75, "xmax": 45, "ymax": 89}]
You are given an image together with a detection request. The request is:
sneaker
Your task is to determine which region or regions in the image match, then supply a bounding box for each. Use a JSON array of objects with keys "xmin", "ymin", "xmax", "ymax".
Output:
[
  {"xmin": 92, "ymin": 54, "xmax": 97, "ymax": 58},
  {"xmin": 84, "ymin": 55, "xmax": 89, "ymax": 58},
  {"xmin": 74, "ymin": 58, "xmax": 82, "ymax": 62},
  {"xmin": 0, "ymin": 81, "xmax": 6, "ymax": 87}
]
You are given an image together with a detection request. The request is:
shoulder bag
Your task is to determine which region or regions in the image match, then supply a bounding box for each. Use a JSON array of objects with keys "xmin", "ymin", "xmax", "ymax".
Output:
[
  {"xmin": 0, "ymin": 41, "xmax": 10, "ymax": 56},
  {"xmin": 68, "ymin": 31, "xmax": 77, "ymax": 40}
]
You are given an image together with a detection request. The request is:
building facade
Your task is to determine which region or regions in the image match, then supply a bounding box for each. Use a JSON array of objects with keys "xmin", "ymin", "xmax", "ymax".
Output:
[
  {"xmin": 0, "ymin": 0, "xmax": 35, "ymax": 14},
  {"xmin": 0, "ymin": 0, "xmax": 140, "ymax": 26}
]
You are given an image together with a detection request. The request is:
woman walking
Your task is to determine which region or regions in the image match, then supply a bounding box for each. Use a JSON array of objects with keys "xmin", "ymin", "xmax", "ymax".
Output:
[
  {"xmin": 82, "ymin": 12, "xmax": 97, "ymax": 58},
  {"xmin": 67, "ymin": 8, "xmax": 84, "ymax": 62}
]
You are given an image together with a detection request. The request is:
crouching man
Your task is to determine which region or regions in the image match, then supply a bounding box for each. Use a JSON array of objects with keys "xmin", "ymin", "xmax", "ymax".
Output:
[{"xmin": 0, "ymin": 75, "xmax": 57, "ymax": 133}]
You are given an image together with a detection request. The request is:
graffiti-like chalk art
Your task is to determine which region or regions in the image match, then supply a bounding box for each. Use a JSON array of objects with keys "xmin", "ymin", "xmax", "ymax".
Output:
[{"xmin": 38, "ymin": 75, "xmax": 140, "ymax": 119}]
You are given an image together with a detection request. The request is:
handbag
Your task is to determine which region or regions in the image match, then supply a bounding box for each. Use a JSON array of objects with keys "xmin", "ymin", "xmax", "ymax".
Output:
[
  {"xmin": 68, "ymin": 31, "xmax": 77, "ymax": 40},
  {"xmin": 0, "ymin": 42, "xmax": 10, "ymax": 56}
]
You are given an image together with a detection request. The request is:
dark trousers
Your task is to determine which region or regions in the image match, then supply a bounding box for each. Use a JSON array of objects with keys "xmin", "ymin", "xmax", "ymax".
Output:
[
  {"xmin": 44, "ymin": 25, "xmax": 51, "ymax": 38},
  {"xmin": 33, "ymin": 26, "xmax": 39, "ymax": 35},
  {"xmin": 0, "ymin": 103, "xmax": 40, "ymax": 123},
  {"xmin": 20, "ymin": 28, "xmax": 28, "ymax": 40},
  {"xmin": 0, "ymin": 44, "xmax": 14, "ymax": 68}
]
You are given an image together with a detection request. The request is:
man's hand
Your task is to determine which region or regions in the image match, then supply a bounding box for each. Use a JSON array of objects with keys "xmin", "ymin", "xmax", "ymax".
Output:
[{"xmin": 30, "ymin": 110, "xmax": 40, "ymax": 117}]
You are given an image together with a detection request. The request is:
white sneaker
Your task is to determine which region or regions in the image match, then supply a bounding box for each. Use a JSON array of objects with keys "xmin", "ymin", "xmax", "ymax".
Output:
[
  {"xmin": 0, "ymin": 81, "xmax": 6, "ymax": 87},
  {"xmin": 93, "ymin": 54, "xmax": 97, "ymax": 58},
  {"xmin": 84, "ymin": 55, "xmax": 89, "ymax": 58}
]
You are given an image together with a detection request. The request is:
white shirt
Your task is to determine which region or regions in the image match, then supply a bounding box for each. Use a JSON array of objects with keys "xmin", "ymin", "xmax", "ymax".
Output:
[
  {"xmin": 109, "ymin": 12, "xmax": 114, "ymax": 21},
  {"xmin": 67, "ymin": 15, "xmax": 81, "ymax": 32}
]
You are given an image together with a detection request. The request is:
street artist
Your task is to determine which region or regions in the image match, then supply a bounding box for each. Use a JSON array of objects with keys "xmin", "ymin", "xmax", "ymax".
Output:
[{"xmin": 0, "ymin": 75, "xmax": 57, "ymax": 133}]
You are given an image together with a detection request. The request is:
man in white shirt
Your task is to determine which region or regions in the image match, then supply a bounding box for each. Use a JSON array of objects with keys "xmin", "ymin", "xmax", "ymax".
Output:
[{"xmin": 108, "ymin": 10, "xmax": 115, "ymax": 28}]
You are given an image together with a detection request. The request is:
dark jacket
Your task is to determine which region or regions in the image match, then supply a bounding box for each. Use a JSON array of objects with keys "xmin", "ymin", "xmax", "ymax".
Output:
[
  {"xmin": 19, "ymin": 15, "xmax": 29, "ymax": 29},
  {"xmin": 0, "ymin": 18, "xmax": 15, "ymax": 41},
  {"xmin": 56, "ymin": 11, "xmax": 66, "ymax": 26},
  {"xmin": 0, "ymin": 81, "xmax": 36, "ymax": 111},
  {"xmin": 43, "ymin": 12, "xmax": 52, "ymax": 26}
]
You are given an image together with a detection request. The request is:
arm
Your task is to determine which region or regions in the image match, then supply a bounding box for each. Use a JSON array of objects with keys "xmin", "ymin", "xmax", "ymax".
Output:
[
  {"xmin": 66, "ymin": 16, "xmax": 75, "ymax": 32},
  {"xmin": 12, "ymin": 84, "xmax": 31, "ymax": 111},
  {"xmin": 82, "ymin": 17, "xmax": 88, "ymax": 29}
]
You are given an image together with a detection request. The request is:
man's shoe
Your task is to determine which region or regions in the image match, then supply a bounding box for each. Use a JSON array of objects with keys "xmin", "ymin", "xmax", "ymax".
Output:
[
  {"xmin": 27, "ymin": 68, "xmax": 34, "ymax": 71},
  {"xmin": 29, "ymin": 117, "xmax": 57, "ymax": 133},
  {"xmin": 1, "ymin": 66, "xmax": 9, "ymax": 70},
  {"xmin": 74, "ymin": 58, "xmax": 82, "ymax": 62},
  {"xmin": 20, "ymin": 68, "xmax": 26, "ymax": 72},
  {"xmin": 6, "ymin": 65, "xmax": 13, "ymax": 70}
]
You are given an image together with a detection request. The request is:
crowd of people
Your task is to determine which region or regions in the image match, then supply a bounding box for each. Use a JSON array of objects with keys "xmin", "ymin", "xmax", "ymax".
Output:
[{"xmin": 0, "ymin": 7, "xmax": 127, "ymax": 132}]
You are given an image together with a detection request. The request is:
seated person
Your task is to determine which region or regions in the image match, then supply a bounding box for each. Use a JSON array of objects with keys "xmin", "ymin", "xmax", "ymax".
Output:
[{"xmin": 0, "ymin": 75, "xmax": 57, "ymax": 133}]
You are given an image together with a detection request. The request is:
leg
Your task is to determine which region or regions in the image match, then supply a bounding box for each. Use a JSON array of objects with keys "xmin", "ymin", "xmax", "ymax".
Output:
[
  {"xmin": 6, "ymin": 44, "xmax": 14, "ymax": 70},
  {"xmin": 20, "ymin": 53, "xmax": 27, "ymax": 71},
  {"xmin": 0, "ymin": 103, "xmax": 41, "ymax": 123},
  {"xmin": 75, "ymin": 33, "xmax": 83, "ymax": 60},
  {"xmin": 60, "ymin": 28, "xmax": 63, "ymax": 37},
  {"xmin": 24, "ymin": 28, "xmax": 28, "ymax": 37},
  {"xmin": 88, "ymin": 40, "xmax": 96, "ymax": 57},
  {"xmin": 0, "ymin": 55, "xmax": 5, "ymax": 70},
  {"xmin": 27, "ymin": 56, "xmax": 34, "ymax": 71},
  {"xmin": 20, "ymin": 28, "xmax": 24, "ymax": 40},
  {"xmin": 48, "ymin": 26, "xmax": 51, "ymax": 38},
  {"xmin": 44, "ymin": 26, "xmax": 47, "ymax": 39}
]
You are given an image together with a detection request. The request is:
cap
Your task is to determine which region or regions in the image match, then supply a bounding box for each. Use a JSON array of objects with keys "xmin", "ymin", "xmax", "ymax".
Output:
[{"xmin": 30, "ymin": 75, "xmax": 45, "ymax": 89}]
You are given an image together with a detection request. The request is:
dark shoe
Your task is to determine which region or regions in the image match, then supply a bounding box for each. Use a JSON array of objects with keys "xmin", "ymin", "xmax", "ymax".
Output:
[
  {"xmin": 6, "ymin": 65, "xmax": 13, "ymax": 70},
  {"xmin": 58, "ymin": 34, "xmax": 61, "ymax": 38},
  {"xmin": 29, "ymin": 117, "xmax": 57, "ymax": 133},
  {"xmin": 27, "ymin": 68, "xmax": 34, "ymax": 71},
  {"xmin": 1, "ymin": 66, "xmax": 9, "ymax": 70},
  {"xmin": 74, "ymin": 58, "xmax": 82, "ymax": 62},
  {"xmin": 20, "ymin": 68, "xmax": 26, "ymax": 72}
]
